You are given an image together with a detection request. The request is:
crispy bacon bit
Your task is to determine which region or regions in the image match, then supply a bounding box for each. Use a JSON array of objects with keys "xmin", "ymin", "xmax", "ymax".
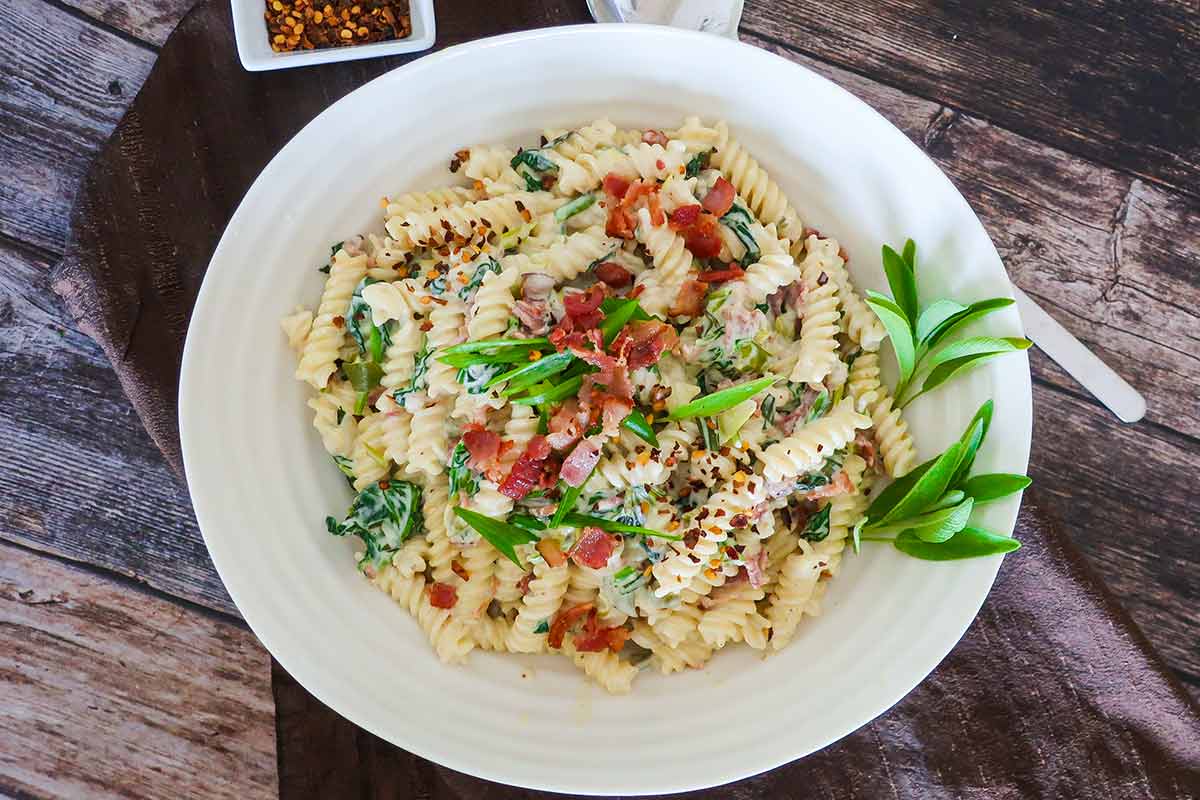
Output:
[
  {"xmin": 574, "ymin": 607, "xmax": 630, "ymax": 653},
  {"xmin": 669, "ymin": 204, "xmax": 703, "ymax": 230},
  {"xmin": 537, "ymin": 538, "xmax": 567, "ymax": 568},
  {"xmin": 563, "ymin": 285, "xmax": 607, "ymax": 329},
  {"xmin": 429, "ymin": 582, "xmax": 458, "ymax": 609},
  {"xmin": 855, "ymin": 430, "xmax": 878, "ymax": 469},
  {"xmin": 570, "ymin": 527, "xmax": 617, "ymax": 569},
  {"xmin": 697, "ymin": 265, "xmax": 746, "ymax": 283},
  {"xmin": 602, "ymin": 173, "xmax": 632, "ymax": 199},
  {"xmin": 548, "ymin": 602, "xmax": 595, "ymax": 649},
  {"xmin": 669, "ymin": 279, "xmax": 709, "ymax": 318},
  {"xmin": 606, "ymin": 205, "xmax": 638, "ymax": 239},
  {"xmin": 599, "ymin": 395, "xmax": 634, "ymax": 437},
  {"xmin": 516, "ymin": 572, "xmax": 534, "ymax": 596},
  {"xmin": 514, "ymin": 300, "xmax": 550, "ymax": 336},
  {"xmin": 730, "ymin": 513, "xmax": 750, "ymax": 529},
  {"xmin": 702, "ymin": 177, "xmax": 736, "ymax": 217},
  {"xmin": 642, "ymin": 129, "xmax": 669, "ymax": 146},
  {"xmin": 560, "ymin": 437, "xmax": 603, "ymax": 487},
  {"xmin": 684, "ymin": 213, "xmax": 723, "ymax": 259},
  {"xmin": 498, "ymin": 435, "xmax": 552, "ymax": 500},
  {"xmin": 451, "ymin": 561, "xmax": 470, "ymax": 581},
  {"xmin": 594, "ymin": 261, "xmax": 634, "ymax": 288},
  {"xmin": 546, "ymin": 399, "xmax": 585, "ymax": 451},
  {"xmin": 804, "ymin": 468, "xmax": 855, "ymax": 500},
  {"xmin": 745, "ymin": 548, "xmax": 770, "ymax": 588},
  {"xmin": 461, "ymin": 427, "xmax": 501, "ymax": 470},
  {"xmin": 611, "ymin": 320, "xmax": 678, "ymax": 370}
]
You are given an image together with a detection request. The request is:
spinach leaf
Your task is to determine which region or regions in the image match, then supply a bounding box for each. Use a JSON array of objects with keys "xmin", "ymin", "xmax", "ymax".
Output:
[
  {"xmin": 805, "ymin": 389, "xmax": 832, "ymax": 423},
  {"xmin": 719, "ymin": 204, "xmax": 761, "ymax": 266},
  {"xmin": 332, "ymin": 455, "xmax": 356, "ymax": 487},
  {"xmin": 511, "ymin": 149, "xmax": 559, "ymax": 191},
  {"xmin": 326, "ymin": 481, "xmax": 424, "ymax": 572},
  {"xmin": 685, "ymin": 150, "xmax": 711, "ymax": 178},
  {"xmin": 458, "ymin": 257, "xmax": 502, "ymax": 301},
  {"xmin": 800, "ymin": 505, "xmax": 832, "ymax": 542},
  {"xmin": 393, "ymin": 335, "xmax": 431, "ymax": 406},
  {"xmin": 447, "ymin": 440, "xmax": 479, "ymax": 498},
  {"xmin": 457, "ymin": 362, "xmax": 506, "ymax": 394},
  {"xmin": 893, "ymin": 526, "xmax": 1020, "ymax": 560}
]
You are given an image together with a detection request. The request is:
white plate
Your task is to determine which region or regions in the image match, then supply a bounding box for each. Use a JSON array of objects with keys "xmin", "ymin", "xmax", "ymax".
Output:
[{"xmin": 181, "ymin": 24, "xmax": 1031, "ymax": 795}]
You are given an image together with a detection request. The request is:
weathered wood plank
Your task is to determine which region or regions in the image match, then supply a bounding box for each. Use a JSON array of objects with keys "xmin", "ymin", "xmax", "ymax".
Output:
[
  {"xmin": 1029, "ymin": 383, "xmax": 1200, "ymax": 688},
  {"xmin": 742, "ymin": 0, "xmax": 1200, "ymax": 198},
  {"xmin": 0, "ymin": 0, "xmax": 155, "ymax": 253},
  {"xmin": 0, "ymin": 238, "xmax": 236, "ymax": 617},
  {"xmin": 0, "ymin": 540, "xmax": 275, "ymax": 799},
  {"xmin": 744, "ymin": 32, "xmax": 1200, "ymax": 439},
  {"xmin": 57, "ymin": 0, "xmax": 191, "ymax": 46}
]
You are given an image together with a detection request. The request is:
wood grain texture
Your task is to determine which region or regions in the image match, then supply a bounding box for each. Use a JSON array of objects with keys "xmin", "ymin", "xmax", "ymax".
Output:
[
  {"xmin": 742, "ymin": 0, "xmax": 1200, "ymax": 198},
  {"xmin": 0, "ymin": 540, "xmax": 275, "ymax": 799},
  {"xmin": 0, "ymin": 237, "xmax": 235, "ymax": 616},
  {"xmin": 0, "ymin": 0, "xmax": 155, "ymax": 253}
]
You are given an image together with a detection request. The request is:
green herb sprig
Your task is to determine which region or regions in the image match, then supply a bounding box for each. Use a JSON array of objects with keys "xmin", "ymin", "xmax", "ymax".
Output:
[
  {"xmin": 853, "ymin": 400, "xmax": 1029, "ymax": 560},
  {"xmin": 667, "ymin": 376, "xmax": 777, "ymax": 420},
  {"xmin": 865, "ymin": 240, "xmax": 1031, "ymax": 408},
  {"xmin": 326, "ymin": 481, "xmax": 423, "ymax": 572},
  {"xmin": 452, "ymin": 506, "xmax": 539, "ymax": 567}
]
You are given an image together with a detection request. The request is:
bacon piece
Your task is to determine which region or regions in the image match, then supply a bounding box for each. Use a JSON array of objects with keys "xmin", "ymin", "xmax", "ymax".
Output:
[
  {"xmin": 498, "ymin": 435, "xmax": 552, "ymax": 500},
  {"xmin": 461, "ymin": 427, "xmax": 501, "ymax": 470},
  {"xmin": 560, "ymin": 437, "xmax": 603, "ymax": 487},
  {"xmin": 744, "ymin": 548, "xmax": 769, "ymax": 589},
  {"xmin": 428, "ymin": 582, "xmax": 458, "ymax": 609},
  {"xmin": 684, "ymin": 213, "xmax": 723, "ymax": 259},
  {"xmin": 514, "ymin": 300, "xmax": 550, "ymax": 336},
  {"xmin": 516, "ymin": 572, "xmax": 534, "ymax": 596},
  {"xmin": 537, "ymin": 538, "xmax": 567, "ymax": 568},
  {"xmin": 548, "ymin": 602, "xmax": 594, "ymax": 649},
  {"xmin": 702, "ymin": 176, "xmax": 736, "ymax": 217},
  {"xmin": 546, "ymin": 399, "xmax": 584, "ymax": 451},
  {"xmin": 642, "ymin": 129, "xmax": 669, "ymax": 146},
  {"xmin": 697, "ymin": 265, "xmax": 746, "ymax": 283},
  {"xmin": 600, "ymin": 395, "xmax": 634, "ymax": 437},
  {"xmin": 669, "ymin": 204, "xmax": 702, "ymax": 230},
  {"xmin": 594, "ymin": 261, "xmax": 634, "ymax": 288},
  {"xmin": 647, "ymin": 191, "xmax": 666, "ymax": 227},
  {"xmin": 563, "ymin": 284, "xmax": 606, "ymax": 330},
  {"xmin": 602, "ymin": 173, "xmax": 631, "ymax": 199},
  {"xmin": 669, "ymin": 279, "xmax": 709, "ymax": 318},
  {"xmin": 855, "ymin": 430, "xmax": 878, "ymax": 469},
  {"xmin": 573, "ymin": 607, "xmax": 631, "ymax": 653},
  {"xmin": 569, "ymin": 527, "xmax": 617, "ymax": 569},
  {"xmin": 606, "ymin": 205, "xmax": 638, "ymax": 239},
  {"xmin": 611, "ymin": 320, "xmax": 678, "ymax": 371},
  {"xmin": 522, "ymin": 272, "xmax": 555, "ymax": 303}
]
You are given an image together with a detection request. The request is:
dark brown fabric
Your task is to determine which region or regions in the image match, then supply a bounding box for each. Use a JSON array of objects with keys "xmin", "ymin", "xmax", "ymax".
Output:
[{"xmin": 53, "ymin": 0, "xmax": 1200, "ymax": 797}]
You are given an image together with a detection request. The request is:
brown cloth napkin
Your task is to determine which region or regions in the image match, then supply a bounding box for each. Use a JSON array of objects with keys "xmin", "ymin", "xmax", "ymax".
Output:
[{"xmin": 53, "ymin": 1, "xmax": 1200, "ymax": 797}]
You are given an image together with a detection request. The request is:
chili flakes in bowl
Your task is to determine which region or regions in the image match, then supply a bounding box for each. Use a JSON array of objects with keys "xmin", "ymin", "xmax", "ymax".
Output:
[{"xmin": 265, "ymin": 0, "xmax": 412, "ymax": 52}]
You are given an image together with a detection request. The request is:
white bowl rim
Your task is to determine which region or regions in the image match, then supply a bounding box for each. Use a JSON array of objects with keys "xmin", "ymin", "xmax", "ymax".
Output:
[{"xmin": 181, "ymin": 22, "xmax": 1032, "ymax": 795}]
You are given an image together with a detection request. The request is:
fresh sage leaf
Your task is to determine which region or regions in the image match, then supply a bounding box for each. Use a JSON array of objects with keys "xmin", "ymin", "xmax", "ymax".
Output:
[
  {"xmin": 326, "ymin": 481, "xmax": 423, "ymax": 572},
  {"xmin": 951, "ymin": 399, "xmax": 993, "ymax": 488},
  {"xmin": 926, "ymin": 489, "xmax": 966, "ymax": 513},
  {"xmin": 928, "ymin": 336, "xmax": 1033, "ymax": 368},
  {"xmin": 881, "ymin": 244, "xmax": 919, "ymax": 326},
  {"xmin": 960, "ymin": 473, "xmax": 1032, "ymax": 504},
  {"xmin": 901, "ymin": 238, "xmax": 916, "ymax": 269},
  {"xmin": 871, "ymin": 442, "xmax": 965, "ymax": 528},
  {"xmin": 909, "ymin": 497, "xmax": 975, "ymax": 543},
  {"xmin": 913, "ymin": 339, "xmax": 1031, "ymax": 402},
  {"xmin": 894, "ymin": 526, "xmax": 1020, "ymax": 560},
  {"xmin": 667, "ymin": 376, "xmax": 777, "ymax": 420},
  {"xmin": 621, "ymin": 408, "xmax": 659, "ymax": 448},
  {"xmin": 865, "ymin": 291, "xmax": 917, "ymax": 387},
  {"xmin": 864, "ymin": 457, "xmax": 936, "ymax": 525},
  {"xmin": 452, "ymin": 506, "xmax": 539, "ymax": 567},
  {"xmin": 915, "ymin": 299, "xmax": 967, "ymax": 345},
  {"xmin": 924, "ymin": 297, "xmax": 1015, "ymax": 349}
]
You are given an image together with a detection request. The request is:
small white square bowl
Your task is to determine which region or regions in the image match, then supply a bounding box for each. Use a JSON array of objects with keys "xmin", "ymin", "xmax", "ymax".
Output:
[{"xmin": 231, "ymin": 0, "xmax": 435, "ymax": 71}]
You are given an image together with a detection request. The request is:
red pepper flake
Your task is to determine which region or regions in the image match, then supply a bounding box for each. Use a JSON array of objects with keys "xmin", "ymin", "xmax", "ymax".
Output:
[
  {"xmin": 429, "ymin": 582, "xmax": 457, "ymax": 609},
  {"xmin": 451, "ymin": 561, "xmax": 470, "ymax": 581}
]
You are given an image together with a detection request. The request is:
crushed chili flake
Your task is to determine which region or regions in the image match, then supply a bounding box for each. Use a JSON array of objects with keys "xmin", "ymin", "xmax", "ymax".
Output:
[{"xmin": 265, "ymin": 0, "xmax": 411, "ymax": 52}]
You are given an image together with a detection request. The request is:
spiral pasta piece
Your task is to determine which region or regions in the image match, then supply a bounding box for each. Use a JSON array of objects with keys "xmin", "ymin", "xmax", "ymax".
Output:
[
  {"xmin": 386, "ymin": 193, "xmax": 559, "ymax": 246},
  {"xmin": 759, "ymin": 398, "xmax": 871, "ymax": 483},
  {"xmin": 466, "ymin": 264, "xmax": 519, "ymax": 341},
  {"xmin": 805, "ymin": 236, "xmax": 886, "ymax": 351},
  {"xmin": 698, "ymin": 582, "xmax": 771, "ymax": 650},
  {"xmin": 459, "ymin": 145, "xmax": 524, "ymax": 196},
  {"xmin": 540, "ymin": 227, "xmax": 620, "ymax": 281},
  {"xmin": 634, "ymin": 207, "xmax": 695, "ymax": 317},
  {"xmin": 296, "ymin": 249, "xmax": 366, "ymax": 389},
  {"xmin": 847, "ymin": 352, "xmax": 917, "ymax": 478},
  {"xmin": 425, "ymin": 301, "xmax": 465, "ymax": 400},
  {"xmin": 632, "ymin": 621, "xmax": 713, "ymax": 674},
  {"xmin": 506, "ymin": 560, "xmax": 569, "ymax": 653},
  {"xmin": 788, "ymin": 240, "xmax": 843, "ymax": 385},
  {"xmin": 472, "ymin": 615, "xmax": 511, "ymax": 651},
  {"xmin": 384, "ymin": 186, "xmax": 480, "ymax": 221},
  {"xmin": 308, "ymin": 388, "xmax": 358, "ymax": 459},
  {"xmin": 422, "ymin": 479, "xmax": 458, "ymax": 584},
  {"xmin": 559, "ymin": 639, "xmax": 638, "ymax": 694},
  {"xmin": 739, "ymin": 224, "xmax": 801, "ymax": 304},
  {"xmin": 280, "ymin": 307, "xmax": 313, "ymax": 353},
  {"xmin": 350, "ymin": 413, "xmax": 390, "ymax": 490},
  {"xmin": 547, "ymin": 118, "xmax": 622, "ymax": 160},
  {"xmin": 711, "ymin": 121, "xmax": 806, "ymax": 253},
  {"xmin": 668, "ymin": 115, "xmax": 721, "ymax": 152}
]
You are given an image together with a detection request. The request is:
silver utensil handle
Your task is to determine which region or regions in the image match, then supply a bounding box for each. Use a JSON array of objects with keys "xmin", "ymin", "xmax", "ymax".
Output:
[{"xmin": 1011, "ymin": 285, "xmax": 1146, "ymax": 423}]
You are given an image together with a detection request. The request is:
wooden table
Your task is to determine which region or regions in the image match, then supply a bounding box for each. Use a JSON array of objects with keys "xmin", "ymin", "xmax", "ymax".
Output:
[{"xmin": 2, "ymin": 1, "xmax": 1198, "ymax": 796}]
